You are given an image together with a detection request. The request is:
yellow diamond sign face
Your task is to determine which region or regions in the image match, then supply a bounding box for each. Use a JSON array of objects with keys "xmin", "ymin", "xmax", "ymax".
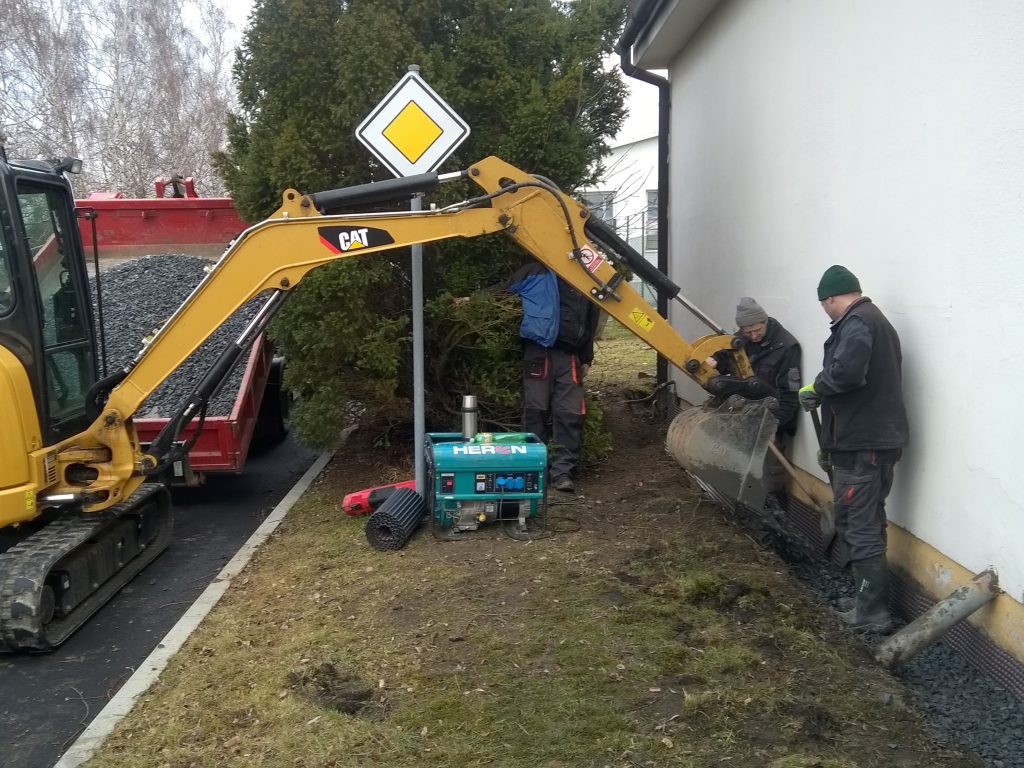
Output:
[
  {"xmin": 382, "ymin": 102, "xmax": 444, "ymax": 164},
  {"xmin": 357, "ymin": 71, "xmax": 470, "ymax": 178}
]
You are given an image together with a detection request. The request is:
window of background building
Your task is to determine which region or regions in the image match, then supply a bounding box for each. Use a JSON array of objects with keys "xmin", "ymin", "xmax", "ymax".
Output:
[
  {"xmin": 644, "ymin": 190, "xmax": 658, "ymax": 253},
  {"xmin": 580, "ymin": 191, "xmax": 616, "ymax": 229}
]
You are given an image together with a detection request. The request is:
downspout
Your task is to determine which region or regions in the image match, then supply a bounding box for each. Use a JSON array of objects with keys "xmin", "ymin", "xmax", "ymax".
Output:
[{"xmin": 616, "ymin": 0, "xmax": 671, "ymax": 400}]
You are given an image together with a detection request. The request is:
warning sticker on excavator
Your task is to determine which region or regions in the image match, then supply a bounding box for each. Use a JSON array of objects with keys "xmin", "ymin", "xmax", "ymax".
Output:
[
  {"xmin": 576, "ymin": 246, "xmax": 605, "ymax": 274},
  {"xmin": 629, "ymin": 309, "xmax": 655, "ymax": 332},
  {"xmin": 24, "ymin": 491, "xmax": 34, "ymax": 511}
]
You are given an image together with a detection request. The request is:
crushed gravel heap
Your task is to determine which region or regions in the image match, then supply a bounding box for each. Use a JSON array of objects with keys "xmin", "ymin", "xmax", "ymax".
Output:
[
  {"xmin": 91, "ymin": 255, "xmax": 263, "ymax": 418},
  {"xmin": 740, "ymin": 498, "xmax": 1024, "ymax": 768}
]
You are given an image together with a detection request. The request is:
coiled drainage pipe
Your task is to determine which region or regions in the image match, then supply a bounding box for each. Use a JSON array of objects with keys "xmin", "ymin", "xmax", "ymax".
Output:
[{"xmin": 365, "ymin": 487, "xmax": 427, "ymax": 551}]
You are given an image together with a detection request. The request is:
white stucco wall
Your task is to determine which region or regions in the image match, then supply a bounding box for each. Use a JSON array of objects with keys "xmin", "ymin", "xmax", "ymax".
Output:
[{"xmin": 654, "ymin": 1, "xmax": 1024, "ymax": 597}]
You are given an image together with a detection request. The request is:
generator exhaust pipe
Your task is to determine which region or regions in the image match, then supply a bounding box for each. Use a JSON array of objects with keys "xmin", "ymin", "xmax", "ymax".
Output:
[{"xmin": 461, "ymin": 395, "xmax": 478, "ymax": 441}]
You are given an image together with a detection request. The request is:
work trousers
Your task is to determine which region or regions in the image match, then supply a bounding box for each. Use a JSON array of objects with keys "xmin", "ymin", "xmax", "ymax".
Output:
[
  {"xmin": 830, "ymin": 448, "xmax": 901, "ymax": 567},
  {"xmin": 521, "ymin": 344, "xmax": 586, "ymax": 480}
]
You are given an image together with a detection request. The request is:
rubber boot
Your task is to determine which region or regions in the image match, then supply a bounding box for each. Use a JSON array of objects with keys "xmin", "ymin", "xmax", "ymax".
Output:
[{"xmin": 840, "ymin": 556, "xmax": 894, "ymax": 633}]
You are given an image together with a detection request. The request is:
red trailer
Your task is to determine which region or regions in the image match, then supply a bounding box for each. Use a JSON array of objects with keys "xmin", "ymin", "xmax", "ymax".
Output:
[
  {"xmin": 76, "ymin": 178, "xmax": 289, "ymax": 485},
  {"xmin": 77, "ymin": 176, "xmax": 247, "ymax": 262}
]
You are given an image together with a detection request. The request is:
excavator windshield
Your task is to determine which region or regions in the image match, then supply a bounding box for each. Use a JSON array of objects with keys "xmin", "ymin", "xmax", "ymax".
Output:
[
  {"xmin": 16, "ymin": 179, "xmax": 96, "ymax": 437},
  {"xmin": 0, "ymin": 225, "xmax": 12, "ymax": 316}
]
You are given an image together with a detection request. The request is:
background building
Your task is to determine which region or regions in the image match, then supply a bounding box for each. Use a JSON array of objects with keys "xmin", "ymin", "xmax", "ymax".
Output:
[
  {"xmin": 581, "ymin": 66, "xmax": 664, "ymax": 303},
  {"xmin": 581, "ymin": 133, "xmax": 659, "ymax": 302}
]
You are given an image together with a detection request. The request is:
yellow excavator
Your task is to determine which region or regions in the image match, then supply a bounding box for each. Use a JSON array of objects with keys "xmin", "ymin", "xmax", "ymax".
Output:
[{"xmin": 0, "ymin": 148, "xmax": 777, "ymax": 650}]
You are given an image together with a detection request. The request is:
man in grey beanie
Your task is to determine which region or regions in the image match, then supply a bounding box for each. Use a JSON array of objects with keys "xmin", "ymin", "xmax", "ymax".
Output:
[{"xmin": 707, "ymin": 297, "xmax": 801, "ymax": 437}]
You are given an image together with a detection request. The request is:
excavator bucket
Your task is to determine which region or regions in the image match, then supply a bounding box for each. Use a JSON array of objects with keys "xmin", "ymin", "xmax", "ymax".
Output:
[{"xmin": 666, "ymin": 395, "xmax": 778, "ymax": 510}]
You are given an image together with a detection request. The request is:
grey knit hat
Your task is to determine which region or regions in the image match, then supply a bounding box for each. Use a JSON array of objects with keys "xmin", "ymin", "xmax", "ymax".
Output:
[{"xmin": 735, "ymin": 297, "xmax": 768, "ymax": 326}]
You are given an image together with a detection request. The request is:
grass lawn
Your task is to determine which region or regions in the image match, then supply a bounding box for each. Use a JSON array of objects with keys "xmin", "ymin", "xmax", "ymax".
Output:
[{"xmin": 83, "ymin": 327, "xmax": 980, "ymax": 768}]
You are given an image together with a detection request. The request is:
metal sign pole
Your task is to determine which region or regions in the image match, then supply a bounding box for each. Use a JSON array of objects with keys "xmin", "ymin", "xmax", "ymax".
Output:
[
  {"xmin": 355, "ymin": 62, "xmax": 470, "ymax": 499},
  {"xmin": 406, "ymin": 64, "xmax": 426, "ymax": 496},
  {"xmin": 411, "ymin": 191, "xmax": 425, "ymax": 495}
]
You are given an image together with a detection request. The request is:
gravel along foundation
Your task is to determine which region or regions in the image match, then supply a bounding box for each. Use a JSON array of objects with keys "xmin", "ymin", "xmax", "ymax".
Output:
[{"xmin": 734, "ymin": 499, "xmax": 1024, "ymax": 768}]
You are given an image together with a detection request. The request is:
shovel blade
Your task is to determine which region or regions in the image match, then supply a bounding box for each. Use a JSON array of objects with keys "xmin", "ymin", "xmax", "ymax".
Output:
[
  {"xmin": 820, "ymin": 499, "xmax": 837, "ymax": 551},
  {"xmin": 666, "ymin": 396, "xmax": 778, "ymax": 509}
]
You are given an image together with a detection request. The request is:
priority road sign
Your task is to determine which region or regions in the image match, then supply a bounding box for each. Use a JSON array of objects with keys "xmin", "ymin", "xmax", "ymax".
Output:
[{"xmin": 356, "ymin": 70, "xmax": 470, "ymax": 178}]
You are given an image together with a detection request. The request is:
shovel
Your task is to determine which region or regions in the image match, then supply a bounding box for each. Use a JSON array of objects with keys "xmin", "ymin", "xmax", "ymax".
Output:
[
  {"xmin": 765, "ymin": 440, "xmax": 835, "ymax": 551},
  {"xmin": 809, "ymin": 408, "xmax": 837, "ymax": 551}
]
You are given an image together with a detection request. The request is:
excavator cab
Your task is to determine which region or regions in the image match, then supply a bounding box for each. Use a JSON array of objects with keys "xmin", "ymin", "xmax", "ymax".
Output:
[
  {"xmin": 0, "ymin": 152, "xmax": 174, "ymax": 652},
  {"xmin": 0, "ymin": 155, "xmax": 98, "ymax": 448}
]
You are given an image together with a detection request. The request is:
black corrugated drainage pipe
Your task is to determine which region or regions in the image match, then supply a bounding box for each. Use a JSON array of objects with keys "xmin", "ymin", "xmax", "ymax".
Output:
[{"xmin": 616, "ymin": 0, "xmax": 671, "ymax": 401}]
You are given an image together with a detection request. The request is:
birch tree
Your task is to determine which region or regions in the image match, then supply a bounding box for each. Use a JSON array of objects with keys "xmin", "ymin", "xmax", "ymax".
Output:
[{"xmin": 0, "ymin": 0, "xmax": 234, "ymax": 195}]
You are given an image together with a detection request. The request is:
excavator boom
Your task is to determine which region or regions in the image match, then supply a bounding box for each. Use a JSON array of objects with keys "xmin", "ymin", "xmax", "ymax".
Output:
[{"xmin": 69, "ymin": 157, "xmax": 771, "ymax": 506}]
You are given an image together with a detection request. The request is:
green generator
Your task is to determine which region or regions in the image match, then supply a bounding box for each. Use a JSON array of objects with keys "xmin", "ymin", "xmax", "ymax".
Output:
[{"xmin": 424, "ymin": 432, "xmax": 547, "ymax": 532}]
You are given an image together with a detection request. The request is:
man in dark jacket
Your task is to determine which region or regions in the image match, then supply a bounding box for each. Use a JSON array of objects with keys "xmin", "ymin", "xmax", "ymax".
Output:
[
  {"xmin": 799, "ymin": 265, "xmax": 909, "ymax": 633},
  {"xmin": 707, "ymin": 297, "xmax": 801, "ymax": 437},
  {"xmin": 507, "ymin": 263, "xmax": 599, "ymax": 494}
]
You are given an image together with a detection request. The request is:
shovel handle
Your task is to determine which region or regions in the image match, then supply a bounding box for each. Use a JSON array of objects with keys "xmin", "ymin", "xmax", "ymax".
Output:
[
  {"xmin": 810, "ymin": 408, "xmax": 823, "ymax": 440},
  {"xmin": 809, "ymin": 408, "xmax": 833, "ymax": 483},
  {"xmin": 766, "ymin": 441, "xmax": 827, "ymax": 514}
]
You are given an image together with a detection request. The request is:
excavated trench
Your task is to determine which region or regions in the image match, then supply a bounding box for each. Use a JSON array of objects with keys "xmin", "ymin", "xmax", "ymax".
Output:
[{"xmin": 730, "ymin": 496, "xmax": 1024, "ymax": 768}]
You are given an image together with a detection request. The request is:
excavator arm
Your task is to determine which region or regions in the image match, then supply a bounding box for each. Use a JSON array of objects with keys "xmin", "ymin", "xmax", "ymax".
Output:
[{"xmin": 44, "ymin": 156, "xmax": 773, "ymax": 512}]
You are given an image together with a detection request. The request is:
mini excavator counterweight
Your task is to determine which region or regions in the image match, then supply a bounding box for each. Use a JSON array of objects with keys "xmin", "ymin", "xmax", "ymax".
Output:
[{"xmin": 0, "ymin": 149, "xmax": 776, "ymax": 650}]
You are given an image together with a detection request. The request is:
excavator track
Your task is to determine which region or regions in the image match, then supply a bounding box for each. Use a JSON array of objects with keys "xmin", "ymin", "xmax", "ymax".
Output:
[{"xmin": 0, "ymin": 484, "xmax": 172, "ymax": 652}]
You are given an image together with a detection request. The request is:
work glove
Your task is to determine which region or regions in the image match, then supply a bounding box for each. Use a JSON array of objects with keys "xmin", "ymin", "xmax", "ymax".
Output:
[
  {"xmin": 798, "ymin": 383, "xmax": 821, "ymax": 411},
  {"xmin": 817, "ymin": 450, "xmax": 832, "ymax": 474}
]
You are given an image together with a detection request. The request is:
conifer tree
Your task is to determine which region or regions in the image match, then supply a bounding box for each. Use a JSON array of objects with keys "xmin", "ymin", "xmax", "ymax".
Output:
[{"xmin": 214, "ymin": 0, "xmax": 627, "ymax": 448}]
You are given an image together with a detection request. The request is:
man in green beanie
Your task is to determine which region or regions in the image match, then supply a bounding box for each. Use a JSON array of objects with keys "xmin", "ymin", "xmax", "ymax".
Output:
[{"xmin": 798, "ymin": 265, "xmax": 909, "ymax": 633}]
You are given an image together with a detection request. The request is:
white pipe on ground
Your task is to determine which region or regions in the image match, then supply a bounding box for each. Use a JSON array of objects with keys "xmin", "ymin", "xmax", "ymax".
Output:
[{"xmin": 875, "ymin": 570, "xmax": 1000, "ymax": 670}]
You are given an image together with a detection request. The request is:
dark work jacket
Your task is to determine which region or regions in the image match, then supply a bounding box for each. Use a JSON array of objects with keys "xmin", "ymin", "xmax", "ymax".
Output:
[
  {"xmin": 713, "ymin": 318, "xmax": 801, "ymax": 434},
  {"xmin": 508, "ymin": 263, "xmax": 599, "ymax": 364},
  {"xmin": 814, "ymin": 297, "xmax": 909, "ymax": 451},
  {"xmin": 747, "ymin": 318, "xmax": 801, "ymax": 434}
]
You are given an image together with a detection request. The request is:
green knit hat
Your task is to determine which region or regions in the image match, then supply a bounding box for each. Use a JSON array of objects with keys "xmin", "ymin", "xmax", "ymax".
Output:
[{"xmin": 817, "ymin": 265, "xmax": 861, "ymax": 300}]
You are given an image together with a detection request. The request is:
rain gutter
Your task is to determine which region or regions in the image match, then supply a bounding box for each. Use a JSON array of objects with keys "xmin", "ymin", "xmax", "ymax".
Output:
[{"xmin": 616, "ymin": 0, "xmax": 672, "ymax": 392}]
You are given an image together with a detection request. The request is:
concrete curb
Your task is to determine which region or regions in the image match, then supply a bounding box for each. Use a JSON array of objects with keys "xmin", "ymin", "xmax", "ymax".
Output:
[{"xmin": 54, "ymin": 450, "xmax": 334, "ymax": 768}]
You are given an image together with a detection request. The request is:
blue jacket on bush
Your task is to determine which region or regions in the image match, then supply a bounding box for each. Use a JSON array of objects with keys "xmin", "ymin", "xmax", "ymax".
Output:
[{"xmin": 507, "ymin": 263, "xmax": 597, "ymax": 363}]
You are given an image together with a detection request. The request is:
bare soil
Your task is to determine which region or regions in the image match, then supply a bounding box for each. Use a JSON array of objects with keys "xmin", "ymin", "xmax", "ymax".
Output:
[{"xmin": 84, "ymin": 337, "xmax": 985, "ymax": 768}]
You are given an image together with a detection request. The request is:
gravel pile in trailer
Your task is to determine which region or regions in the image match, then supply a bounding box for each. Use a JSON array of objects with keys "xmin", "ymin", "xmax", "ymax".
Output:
[{"xmin": 90, "ymin": 254, "xmax": 263, "ymax": 418}]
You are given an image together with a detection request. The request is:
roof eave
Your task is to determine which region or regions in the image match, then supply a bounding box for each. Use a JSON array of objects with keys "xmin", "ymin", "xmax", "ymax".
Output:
[{"xmin": 619, "ymin": 0, "xmax": 722, "ymax": 70}]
